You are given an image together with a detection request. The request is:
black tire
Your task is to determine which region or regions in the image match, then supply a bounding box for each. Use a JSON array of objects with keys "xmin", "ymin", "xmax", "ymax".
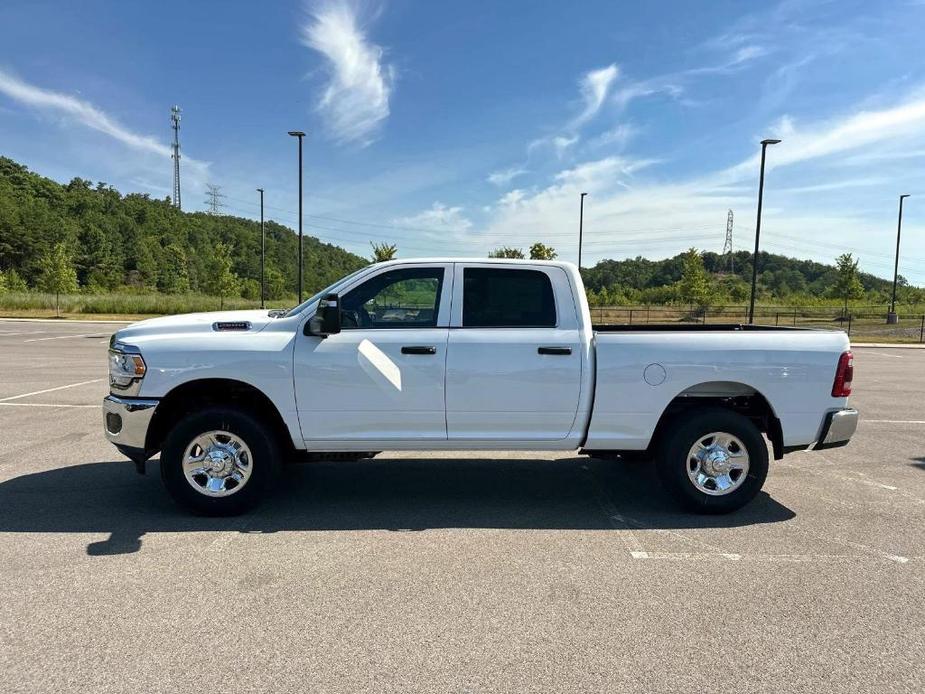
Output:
[
  {"xmin": 160, "ymin": 407, "xmax": 281, "ymax": 516},
  {"xmin": 656, "ymin": 408, "xmax": 769, "ymax": 514}
]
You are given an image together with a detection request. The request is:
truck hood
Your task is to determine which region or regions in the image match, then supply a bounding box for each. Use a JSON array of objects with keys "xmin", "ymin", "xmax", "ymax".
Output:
[{"xmin": 114, "ymin": 309, "xmax": 275, "ymax": 342}]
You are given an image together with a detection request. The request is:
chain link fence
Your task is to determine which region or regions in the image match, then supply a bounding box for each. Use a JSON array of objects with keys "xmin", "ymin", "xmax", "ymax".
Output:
[{"xmin": 590, "ymin": 304, "xmax": 925, "ymax": 343}]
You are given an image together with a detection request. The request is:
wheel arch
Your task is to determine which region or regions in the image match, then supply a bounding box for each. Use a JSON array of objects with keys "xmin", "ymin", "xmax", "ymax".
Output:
[
  {"xmin": 145, "ymin": 378, "xmax": 296, "ymax": 457},
  {"xmin": 649, "ymin": 380, "xmax": 784, "ymax": 460}
]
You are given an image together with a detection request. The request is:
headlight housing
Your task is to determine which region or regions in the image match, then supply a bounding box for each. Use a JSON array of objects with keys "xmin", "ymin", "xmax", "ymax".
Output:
[{"xmin": 109, "ymin": 341, "xmax": 146, "ymax": 394}]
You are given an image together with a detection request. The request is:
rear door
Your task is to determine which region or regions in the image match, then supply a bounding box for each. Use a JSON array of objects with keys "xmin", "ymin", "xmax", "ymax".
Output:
[{"xmin": 445, "ymin": 264, "xmax": 583, "ymax": 441}]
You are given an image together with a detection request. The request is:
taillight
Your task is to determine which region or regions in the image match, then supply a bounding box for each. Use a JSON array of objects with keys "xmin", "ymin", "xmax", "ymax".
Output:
[{"xmin": 832, "ymin": 350, "xmax": 853, "ymax": 397}]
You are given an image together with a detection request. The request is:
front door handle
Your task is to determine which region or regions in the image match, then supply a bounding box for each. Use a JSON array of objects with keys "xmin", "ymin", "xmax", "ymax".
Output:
[
  {"xmin": 538, "ymin": 346, "xmax": 572, "ymax": 355},
  {"xmin": 401, "ymin": 345, "xmax": 437, "ymax": 355}
]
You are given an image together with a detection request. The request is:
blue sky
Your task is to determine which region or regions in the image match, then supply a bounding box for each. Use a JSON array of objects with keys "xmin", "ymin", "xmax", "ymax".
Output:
[{"xmin": 1, "ymin": 0, "xmax": 925, "ymax": 284}]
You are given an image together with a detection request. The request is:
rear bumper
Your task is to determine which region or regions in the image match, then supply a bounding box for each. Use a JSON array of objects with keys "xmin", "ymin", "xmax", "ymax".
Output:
[
  {"xmin": 814, "ymin": 408, "xmax": 859, "ymax": 450},
  {"xmin": 103, "ymin": 394, "xmax": 159, "ymax": 462}
]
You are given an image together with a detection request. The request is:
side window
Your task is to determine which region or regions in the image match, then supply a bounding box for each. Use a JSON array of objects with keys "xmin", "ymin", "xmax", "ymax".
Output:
[
  {"xmin": 340, "ymin": 267, "xmax": 444, "ymax": 329},
  {"xmin": 463, "ymin": 268, "xmax": 556, "ymax": 328}
]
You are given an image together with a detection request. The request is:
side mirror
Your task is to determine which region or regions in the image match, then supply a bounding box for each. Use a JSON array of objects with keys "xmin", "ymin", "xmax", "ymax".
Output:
[{"xmin": 305, "ymin": 293, "xmax": 341, "ymax": 337}]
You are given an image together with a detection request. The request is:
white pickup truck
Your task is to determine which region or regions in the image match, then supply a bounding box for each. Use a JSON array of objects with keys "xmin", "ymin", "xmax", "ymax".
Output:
[{"xmin": 103, "ymin": 258, "xmax": 858, "ymax": 515}]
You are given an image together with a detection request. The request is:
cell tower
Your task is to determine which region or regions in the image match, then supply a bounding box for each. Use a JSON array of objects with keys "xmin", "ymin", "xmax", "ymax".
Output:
[
  {"xmin": 170, "ymin": 106, "xmax": 182, "ymax": 210},
  {"xmin": 204, "ymin": 184, "xmax": 225, "ymax": 215},
  {"xmin": 722, "ymin": 209, "xmax": 734, "ymax": 273}
]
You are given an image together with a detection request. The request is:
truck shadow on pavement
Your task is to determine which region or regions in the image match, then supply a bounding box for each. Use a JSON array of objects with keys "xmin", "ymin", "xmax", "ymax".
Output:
[{"xmin": 0, "ymin": 456, "xmax": 795, "ymax": 556}]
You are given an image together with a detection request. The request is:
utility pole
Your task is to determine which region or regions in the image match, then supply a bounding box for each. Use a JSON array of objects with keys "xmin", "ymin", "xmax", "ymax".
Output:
[
  {"xmin": 723, "ymin": 209, "xmax": 734, "ymax": 273},
  {"xmin": 578, "ymin": 192, "xmax": 587, "ymax": 269},
  {"xmin": 888, "ymin": 194, "xmax": 910, "ymax": 324},
  {"xmin": 288, "ymin": 131, "xmax": 306, "ymax": 303},
  {"xmin": 257, "ymin": 188, "xmax": 266, "ymax": 309},
  {"xmin": 170, "ymin": 106, "xmax": 182, "ymax": 210},
  {"xmin": 748, "ymin": 138, "xmax": 781, "ymax": 324},
  {"xmin": 204, "ymin": 184, "xmax": 225, "ymax": 215}
]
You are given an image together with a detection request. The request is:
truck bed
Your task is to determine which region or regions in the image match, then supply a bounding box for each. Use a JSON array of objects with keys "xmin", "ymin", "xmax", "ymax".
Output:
[{"xmin": 592, "ymin": 323, "xmax": 816, "ymax": 332}]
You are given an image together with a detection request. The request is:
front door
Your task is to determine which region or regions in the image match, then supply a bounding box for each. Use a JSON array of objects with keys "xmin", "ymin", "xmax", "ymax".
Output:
[{"xmin": 294, "ymin": 263, "xmax": 452, "ymax": 443}]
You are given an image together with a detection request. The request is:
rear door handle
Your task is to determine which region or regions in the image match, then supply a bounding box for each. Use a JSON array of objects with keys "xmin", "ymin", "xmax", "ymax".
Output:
[
  {"xmin": 401, "ymin": 345, "xmax": 437, "ymax": 355},
  {"xmin": 538, "ymin": 346, "xmax": 572, "ymax": 355}
]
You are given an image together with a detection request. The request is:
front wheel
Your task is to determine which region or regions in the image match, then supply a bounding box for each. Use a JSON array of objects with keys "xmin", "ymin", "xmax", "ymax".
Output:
[
  {"xmin": 160, "ymin": 407, "xmax": 281, "ymax": 515},
  {"xmin": 656, "ymin": 408, "xmax": 769, "ymax": 514}
]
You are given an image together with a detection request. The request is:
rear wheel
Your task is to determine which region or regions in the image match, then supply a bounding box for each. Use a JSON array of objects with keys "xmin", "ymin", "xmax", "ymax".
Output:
[
  {"xmin": 656, "ymin": 408, "xmax": 769, "ymax": 514},
  {"xmin": 160, "ymin": 407, "xmax": 280, "ymax": 515}
]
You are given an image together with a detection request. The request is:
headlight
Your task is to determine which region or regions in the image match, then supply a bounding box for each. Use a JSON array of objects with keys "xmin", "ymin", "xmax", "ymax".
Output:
[{"xmin": 109, "ymin": 344, "xmax": 146, "ymax": 391}]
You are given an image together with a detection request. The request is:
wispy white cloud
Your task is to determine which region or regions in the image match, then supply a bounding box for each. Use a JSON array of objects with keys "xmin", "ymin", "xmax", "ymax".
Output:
[
  {"xmin": 612, "ymin": 80, "xmax": 684, "ymax": 110},
  {"xmin": 573, "ymin": 64, "xmax": 618, "ymax": 127},
  {"xmin": 301, "ymin": 0, "xmax": 394, "ymax": 145},
  {"xmin": 588, "ymin": 123, "xmax": 638, "ymax": 149},
  {"xmin": 719, "ymin": 93, "xmax": 925, "ymax": 182},
  {"xmin": 487, "ymin": 166, "xmax": 528, "ymax": 186},
  {"xmin": 610, "ymin": 43, "xmax": 767, "ymax": 111},
  {"xmin": 527, "ymin": 134, "xmax": 579, "ymax": 159},
  {"xmin": 0, "ymin": 67, "xmax": 207, "ymax": 174},
  {"xmin": 392, "ymin": 202, "xmax": 473, "ymax": 233}
]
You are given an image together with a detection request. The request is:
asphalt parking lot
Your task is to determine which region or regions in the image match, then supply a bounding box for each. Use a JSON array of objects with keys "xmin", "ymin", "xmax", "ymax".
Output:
[{"xmin": 0, "ymin": 319, "xmax": 923, "ymax": 693}]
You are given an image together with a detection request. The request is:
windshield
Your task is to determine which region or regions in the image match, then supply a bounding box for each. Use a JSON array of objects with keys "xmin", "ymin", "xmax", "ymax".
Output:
[{"xmin": 283, "ymin": 266, "xmax": 371, "ymax": 317}]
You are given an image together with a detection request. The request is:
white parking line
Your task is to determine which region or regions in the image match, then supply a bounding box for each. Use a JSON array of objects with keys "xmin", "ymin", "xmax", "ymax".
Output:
[
  {"xmin": 23, "ymin": 333, "xmax": 97, "ymax": 342},
  {"xmin": 0, "ymin": 379, "xmax": 104, "ymax": 402},
  {"xmin": 0, "ymin": 402, "xmax": 97, "ymax": 408},
  {"xmin": 863, "ymin": 419, "xmax": 925, "ymax": 424},
  {"xmin": 628, "ymin": 551, "xmax": 913, "ymax": 563}
]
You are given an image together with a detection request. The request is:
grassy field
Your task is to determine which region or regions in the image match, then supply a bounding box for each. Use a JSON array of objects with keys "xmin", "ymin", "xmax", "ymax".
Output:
[{"xmin": 0, "ymin": 291, "xmax": 294, "ymax": 319}]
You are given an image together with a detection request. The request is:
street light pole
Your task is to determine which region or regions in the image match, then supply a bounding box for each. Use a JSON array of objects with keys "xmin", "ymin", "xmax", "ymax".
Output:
[
  {"xmin": 287, "ymin": 130, "xmax": 306, "ymax": 303},
  {"xmin": 748, "ymin": 138, "xmax": 781, "ymax": 324},
  {"xmin": 578, "ymin": 192, "xmax": 587, "ymax": 270},
  {"xmin": 257, "ymin": 188, "xmax": 265, "ymax": 309},
  {"xmin": 888, "ymin": 194, "xmax": 910, "ymax": 324}
]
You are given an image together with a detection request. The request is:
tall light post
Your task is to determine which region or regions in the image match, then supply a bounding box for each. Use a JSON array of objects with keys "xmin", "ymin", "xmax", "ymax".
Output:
[
  {"xmin": 257, "ymin": 187, "xmax": 265, "ymax": 309},
  {"xmin": 748, "ymin": 138, "xmax": 781, "ymax": 324},
  {"xmin": 888, "ymin": 194, "xmax": 910, "ymax": 324},
  {"xmin": 578, "ymin": 192, "xmax": 587, "ymax": 269},
  {"xmin": 287, "ymin": 130, "xmax": 306, "ymax": 303}
]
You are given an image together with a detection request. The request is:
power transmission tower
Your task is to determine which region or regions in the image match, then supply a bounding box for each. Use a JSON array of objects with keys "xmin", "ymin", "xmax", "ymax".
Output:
[
  {"xmin": 204, "ymin": 184, "xmax": 225, "ymax": 215},
  {"xmin": 722, "ymin": 209, "xmax": 734, "ymax": 273},
  {"xmin": 170, "ymin": 106, "xmax": 182, "ymax": 210}
]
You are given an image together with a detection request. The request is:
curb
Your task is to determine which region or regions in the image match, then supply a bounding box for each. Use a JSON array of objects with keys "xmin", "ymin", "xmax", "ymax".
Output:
[
  {"xmin": 852, "ymin": 342, "xmax": 925, "ymax": 349},
  {"xmin": 0, "ymin": 317, "xmax": 134, "ymax": 325}
]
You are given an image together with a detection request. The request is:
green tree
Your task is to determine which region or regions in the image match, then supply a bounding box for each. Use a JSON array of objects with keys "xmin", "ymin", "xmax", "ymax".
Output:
[
  {"xmin": 529, "ymin": 242, "xmax": 557, "ymax": 260},
  {"xmin": 37, "ymin": 242, "xmax": 78, "ymax": 317},
  {"xmin": 488, "ymin": 246, "xmax": 525, "ymax": 259},
  {"xmin": 370, "ymin": 242, "xmax": 398, "ymax": 262},
  {"xmin": 205, "ymin": 242, "xmax": 240, "ymax": 309},
  {"xmin": 830, "ymin": 253, "xmax": 864, "ymax": 312},
  {"xmin": 159, "ymin": 242, "xmax": 191, "ymax": 294},
  {"xmin": 135, "ymin": 237, "xmax": 159, "ymax": 289},
  {"xmin": 264, "ymin": 265, "xmax": 288, "ymax": 301},
  {"xmin": 5, "ymin": 268, "xmax": 27, "ymax": 291},
  {"xmin": 677, "ymin": 248, "xmax": 713, "ymax": 309}
]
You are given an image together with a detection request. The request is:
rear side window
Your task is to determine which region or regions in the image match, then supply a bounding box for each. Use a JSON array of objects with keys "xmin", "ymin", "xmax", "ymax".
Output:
[{"xmin": 463, "ymin": 268, "xmax": 556, "ymax": 327}]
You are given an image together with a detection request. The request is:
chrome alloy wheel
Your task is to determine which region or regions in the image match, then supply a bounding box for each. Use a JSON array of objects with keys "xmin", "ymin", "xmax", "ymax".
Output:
[
  {"xmin": 182, "ymin": 430, "xmax": 253, "ymax": 497},
  {"xmin": 686, "ymin": 431, "xmax": 750, "ymax": 496}
]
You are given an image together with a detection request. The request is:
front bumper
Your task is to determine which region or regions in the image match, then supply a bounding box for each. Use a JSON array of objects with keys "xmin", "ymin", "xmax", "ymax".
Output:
[
  {"xmin": 103, "ymin": 394, "xmax": 159, "ymax": 462},
  {"xmin": 815, "ymin": 408, "xmax": 859, "ymax": 450}
]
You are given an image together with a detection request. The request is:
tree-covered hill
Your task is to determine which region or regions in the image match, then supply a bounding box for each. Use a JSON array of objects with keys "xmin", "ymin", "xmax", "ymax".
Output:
[
  {"xmin": 581, "ymin": 248, "xmax": 923, "ymax": 306},
  {"xmin": 0, "ymin": 157, "xmax": 366, "ymax": 300}
]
